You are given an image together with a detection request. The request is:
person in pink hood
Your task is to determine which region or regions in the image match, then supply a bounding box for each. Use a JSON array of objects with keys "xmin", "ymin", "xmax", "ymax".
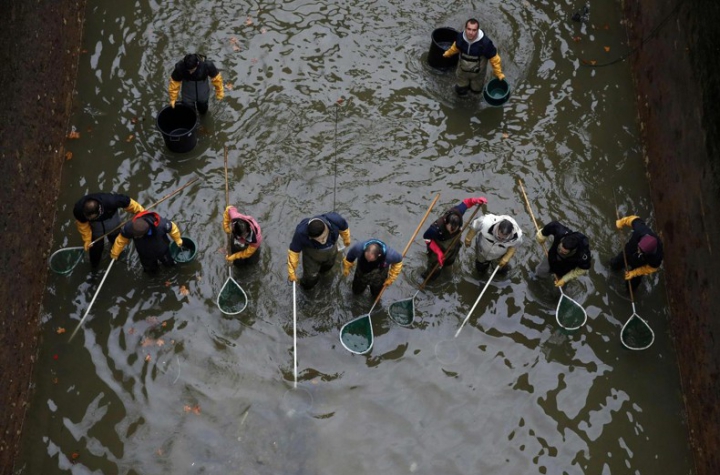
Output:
[{"xmin": 223, "ymin": 206, "xmax": 263, "ymax": 266}]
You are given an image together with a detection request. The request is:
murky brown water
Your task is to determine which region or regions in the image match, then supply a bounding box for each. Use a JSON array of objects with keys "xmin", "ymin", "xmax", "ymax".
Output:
[{"xmin": 17, "ymin": 0, "xmax": 693, "ymax": 473}]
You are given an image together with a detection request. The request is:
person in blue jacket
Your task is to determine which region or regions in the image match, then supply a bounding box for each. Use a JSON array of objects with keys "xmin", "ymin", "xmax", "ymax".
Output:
[
  {"xmin": 422, "ymin": 197, "xmax": 487, "ymax": 280},
  {"xmin": 287, "ymin": 212, "xmax": 351, "ymax": 289},
  {"xmin": 442, "ymin": 18, "xmax": 505, "ymax": 96},
  {"xmin": 342, "ymin": 239, "xmax": 403, "ymax": 298}
]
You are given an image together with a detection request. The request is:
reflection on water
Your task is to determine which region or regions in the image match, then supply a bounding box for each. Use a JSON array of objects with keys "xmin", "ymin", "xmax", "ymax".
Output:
[{"xmin": 18, "ymin": 0, "xmax": 692, "ymax": 474}]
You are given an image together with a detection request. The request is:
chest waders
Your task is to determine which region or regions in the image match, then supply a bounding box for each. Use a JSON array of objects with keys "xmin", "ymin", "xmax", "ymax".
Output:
[
  {"xmin": 135, "ymin": 231, "xmax": 174, "ymax": 273},
  {"xmin": 352, "ymin": 261, "xmax": 388, "ymax": 298},
  {"xmin": 456, "ymin": 56, "xmax": 488, "ymax": 93},
  {"xmin": 88, "ymin": 213, "xmax": 121, "ymax": 267},
  {"xmin": 181, "ymin": 78, "xmax": 210, "ymax": 110},
  {"xmin": 426, "ymin": 232, "xmax": 461, "ymax": 279},
  {"xmin": 301, "ymin": 244, "xmax": 338, "ymax": 289}
]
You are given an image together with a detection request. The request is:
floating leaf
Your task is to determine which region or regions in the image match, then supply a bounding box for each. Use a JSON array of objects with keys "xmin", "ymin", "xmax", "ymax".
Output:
[
  {"xmin": 65, "ymin": 152, "xmax": 73, "ymax": 160},
  {"xmin": 145, "ymin": 354, "xmax": 151, "ymax": 362},
  {"xmin": 604, "ymin": 46, "xmax": 610, "ymax": 52},
  {"xmin": 590, "ymin": 60, "xmax": 597, "ymax": 65},
  {"xmin": 126, "ymin": 134, "xmax": 134, "ymax": 142},
  {"xmin": 225, "ymin": 82, "xmax": 234, "ymax": 90},
  {"xmin": 131, "ymin": 117, "xmax": 139, "ymax": 124},
  {"xmin": 232, "ymin": 45, "xmax": 241, "ymax": 52},
  {"xmin": 502, "ymin": 132, "xmax": 509, "ymax": 139},
  {"xmin": 180, "ymin": 285, "xmax": 189, "ymax": 296},
  {"xmin": 52, "ymin": 377, "xmax": 59, "ymax": 384},
  {"xmin": 67, "ymin": 131, "xmax": 80, "ymax": 139},
  {"xmin": 127, "ymin": 327, "xmax": 136, "ymax": 335},
  {"xmin": 161, "ymin": 321, "xmax": 167, "ymax": 327},
  {"xmin": 56, "ymin": 327, "xmax": 66, "ymax": 334},
  {"xmin": 156, "ymin": 339, "xmax": 165, "ymax": 347},
  {"xmin": 141, "ymin": 338, "xmax": 156, "ymax": 347},
  {"xmin": 572, "ymin": 36, "xmax": 582, "ymax": 42},
  {"xmin": 245, "ymin": 17, "xmax": 253, "ymax": 26}
]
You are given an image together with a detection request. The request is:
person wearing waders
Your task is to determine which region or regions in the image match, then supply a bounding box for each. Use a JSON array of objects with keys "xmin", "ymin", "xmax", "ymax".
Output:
[
  {"xmin": 287, "ymin": 213, "xmax": 351, "ymax": 290},
  {"xmin": 422, "ymin": 197, "xmax": 488, "ymax": 281},
  {"xmin": 168, "ymin": 54, "xmax": 224, "ymax": 114},
  {"xmin": 223, "ymin": 206, "xmax": 262, "ymax": 266},
  {"xmin": 535, "ymin": 221, "xmax": 591, "ymax": 286},
  {"xmin": 73, "ymin": 193, "xmax": 145, "ymax": 268},
  {"xmin": 342, "ymin": 239, "xmax": 403, "ymax": 298},
  {"xmin": 442, "ymin": 18, "xmax": 505, "ymax": 96},
  {"xmin": 610, "ymin": 215, "xmax": 663, "ymax": 291},
  {"xmin": 464, "ymin": 213, "xmax": 523, "ymax": 274},
  {"xmin": 110, "ymin": 211, "xmax": 183, "ymax": 273}
]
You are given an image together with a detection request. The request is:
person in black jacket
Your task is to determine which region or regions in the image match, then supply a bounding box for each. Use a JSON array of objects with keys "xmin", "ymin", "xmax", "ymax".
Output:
[
  {"xmin": 168, "ymin": 54, "xmax": 224, "ymax": 114},
  {"xmin": 73, "ymin": 193, "xmax": 145, "ymax": 267},
  {"xmin": 611, "ymin": 215, "xmax": 664, "ymax": 290},
  {"xmin": 110, "ymin": 211, "xmax": 183, "ymax": 273},
  {"xmin": 442, "ymin": 18, "xmax": 505, "ymax": 95},
  {"xmin": 535, "ymin": 221, "xmax": 591, "ymax": 286}
]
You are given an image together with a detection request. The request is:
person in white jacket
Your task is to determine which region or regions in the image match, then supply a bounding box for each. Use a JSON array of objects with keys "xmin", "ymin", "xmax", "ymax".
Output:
[{"xmin": 464, "ymin": 214, "xmax": 523, "ymax": 273}]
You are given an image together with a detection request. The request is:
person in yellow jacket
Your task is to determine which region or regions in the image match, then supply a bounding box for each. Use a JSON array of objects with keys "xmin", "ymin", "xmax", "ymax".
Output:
[
  {"xmin": 287, "ymin": 212, "xmax": 351, "ymax": 289},
  {"xmin": 223, "ymin": 206, "xmax": 262, "ymax": 266},
  {"xmin": 73, "ymin": 192, "xmax": 145, "ymax": 267},
  {"xmin": 168, "ymin": 54, "xmax": 224, "ymax": 114},
  {"xmin": 611, "ymin": 215, "xmax": 663, "ymax": 291},
  {"xmin": 110, "ymin": 211, "xmax": 183, "ymax": 273},
  {"xmin": 342, "ymin": 239, "xmax": 403, "ymax": 298},
  {"xmin": 442, "ymin": 18, "xmax": 505, "ymax": 96}
]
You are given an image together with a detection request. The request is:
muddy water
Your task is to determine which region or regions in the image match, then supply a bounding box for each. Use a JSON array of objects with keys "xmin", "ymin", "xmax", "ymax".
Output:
[{"xmin": 17, "ymin": 0, "xmax": 693, "ymax": 473}]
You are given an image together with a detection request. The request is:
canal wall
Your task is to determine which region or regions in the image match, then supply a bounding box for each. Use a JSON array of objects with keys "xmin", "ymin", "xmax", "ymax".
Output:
[
  {"xmin": 624, "ymin": 0, "xmax": 720, "ymax": 474},
  {"xmin": 1, "ymin": 0, "xmax": 718, "ymax": 473},
  {"xmin": 0, "ymin": 0, "xmax": 86, "ymax": 472}
]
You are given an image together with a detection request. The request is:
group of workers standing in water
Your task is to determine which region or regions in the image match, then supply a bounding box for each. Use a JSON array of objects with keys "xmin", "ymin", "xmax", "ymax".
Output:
[{"xmin": 70, "ymin": 17, "xmax": 664, "ymax": 317}]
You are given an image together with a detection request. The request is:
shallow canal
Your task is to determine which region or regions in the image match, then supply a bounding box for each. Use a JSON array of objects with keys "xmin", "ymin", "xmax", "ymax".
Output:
[{"xmin": 17, "ymin": 0, "xmax": 693, "ymax": 473}]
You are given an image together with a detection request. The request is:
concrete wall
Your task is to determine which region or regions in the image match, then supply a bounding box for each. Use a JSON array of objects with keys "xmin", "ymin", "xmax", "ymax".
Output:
[{"xmin": 624, "ymin": 0, "xmax": 720, "ymax": 473}]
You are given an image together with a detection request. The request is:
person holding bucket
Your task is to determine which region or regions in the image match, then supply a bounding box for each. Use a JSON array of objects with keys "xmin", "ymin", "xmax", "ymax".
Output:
[
  {"xmin": 610, "ymin": 215, "xmax": 663, "ymax": 291},
  {"xmin": 110, "ymin": 211, "xmax": 184, "ymax": 273},
  {"xmin": 168, "ymin": 54, "xmax": 225, "ymax": 114},
  {"xmin": 342, "ymin": 239, "xmax": 403, "ymax": 298},
  {"xmin": 73, "ymin": 192, "xmax": 146, "ymax": 268},
  {"xmin": 223, "ymin": 206, "xmax": 262, "ymax": 266},
  {"xmin": 465, "ymin": 213, "xmax": 523, "ymax": 274},
  {"xmin": 422, "ymin": 197, "xmax": 487, "ymax": 280},
  {"xmin": 535, "ymin": 221, "xmax": 591, "ymax": 287},
  {"xmin": 442, "ymin": 18, "xmax": 505, "ymax": 96},
  {"xmin": 287, "ymin": 213, "xmax": 351, "ymax": 289}
]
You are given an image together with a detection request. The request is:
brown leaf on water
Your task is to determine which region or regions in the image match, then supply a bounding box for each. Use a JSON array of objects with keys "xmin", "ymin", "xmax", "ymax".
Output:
[
  {"xmin": 179, "ymin": 285, "xmax": 189, "ymax": 296},
  {"xmin": 145, "ymin": 354, "xmax": 151, "ymax": 362},
  {"xmin": 225, "ymin": 82, "xmax": 234, "ymax": 90},
  {"xmin": 56, "ymin": 327, "xmax": 66, "ymax": 334},
  {"xmin": 126, "ymin": 134, "xmax": 135, "ymax": 142},
  {"xmin": 67, "ymin": 131, "xmax": 80, "ymax": 139},
  {"xmin": 590, "ymin": 60, "xmax": 597, "ymax": 65},
  {"xmin": 131, "ymin": 117, "xmax": 139, "ymax": 124},
  {"xmin": 572, "ymin": 36, "xmax": 582, "ymax": 42},
  {"xmin": 604, "ymin": 46, "xmax": 611, "ymax": 52},
  {"xmin": 192, "ymin": 405, "xmax": 201, "ymax": 415},
  {"xmin": 245, "ymin": 17, "xmax": 253, "ymax": 26},
  {"xmin": 52, "ymin": 377, "xmax": 59, "ymax": 384},
  {"xmin": 232, "ymin": 45, "xmax": 241, "ymax": 52},
  {"xmin": 141, "ymin": 338, "xmax": 156, "ymax": 347},
  {"xmin": 502, "ymin": 132, "xmax": 510, "ymax": 139},
  {"xmin": 127, "ymin": 327, "xmax": 136, "ymax": 335},
  {"xmin": 161, "ymin": 321, "xmax": 167, "ymax": 327},
  {"xmin": 65, "ymin": 152, "xmax": 73, "ymax": 160},
  {"xmin": 156, "ymin": 339, "xmax": 165, "ymax": 347},
  {"xmin": 183, "ymin": 405, "xmax": 192, "ymax": 413}
]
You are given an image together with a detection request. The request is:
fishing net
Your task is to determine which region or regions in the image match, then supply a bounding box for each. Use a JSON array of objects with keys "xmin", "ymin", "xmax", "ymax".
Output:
[
  {"xmin": 217, "ymin": 276, "xmax": 248, "ymax": 315},
  {"xmin": 621, "ymin": 315, "xmax": 654, "ymax": 350},
  {"xmin": 556, "ymin": 295, "xmax": 587, "ymax": 330},
  {"xmin": 340, "ymin": 316, "xmax": 374, "ymax": 354},
  {"xmin": 388, "ymin": 298, "xmax": 414, "ymax": 326},
  {"xmin": 48, "ymin": 247, "xmax": 84, "ymax": 275}
]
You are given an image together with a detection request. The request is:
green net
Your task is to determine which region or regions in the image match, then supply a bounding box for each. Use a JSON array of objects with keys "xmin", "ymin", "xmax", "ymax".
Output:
[
  {"xmin": 340, "ymin": 316, "xmax": 373, "ymax": 354},
  {"xmin": 556, "ymin": 295, "xmax": 587, "ymax": 330},
  {"xmin": 48, "ymin": 247, "xmax": 84, "ymax": 275},
  {"xmin": 388, "ymin": 298, "xmax": 414, "ymax": 326},
  {"xmin": 621, "ymin": 315, "xmax": 654, "ymax": 350},
  {"xmin": 217, "ymin": 277, "xmax": 248, "ymax": 315}
]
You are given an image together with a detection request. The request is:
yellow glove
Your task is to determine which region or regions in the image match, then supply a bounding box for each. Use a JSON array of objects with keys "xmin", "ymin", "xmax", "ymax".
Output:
[
  {"xmin": 84, "ymin": 241, "xmax": 92, "ymax": 251},
  {"xmin": 222, "ymin": 206, "xmax": 233, "ymax": 234},
  {"xmin": 76, "ymin": 220, "xmax": 93, "ymax": 250},
  {"xmin": 287, "ymin": 250, "xmax": 300, "ymax": 282},
  {"xmin": 555, "ymin": 268, "xmax": 586, "ymax": 287},
  {"xmin": 464, "ymin": 228, "xmax": 477, "ymax": 248},
  {"xmin": 616, "ymin": 215, "xmax": 640, "ymax": 230},
  {"xmin": 169, "ymin": 222, "xmax": 182, "ymax": 246},
  {"xmin": 498, "ymin": 247, "xmax": 516, "ymax": 267},
  {"xmin": 625, "ymin": 265, "xmax": 657, "ymax": 280},
  {"xmin": 342, "ymin": 258, "xmax": 354, "ymax": 277},
  {"xmin": 226, "ymin": 246, "xmax": 257, "ymax": 262},
  {"xmin": 211, "ymin": 73, "xmax": 225, "ymax": 100},
  {"xmin": 169, "ymin": 78, "xmax": 181, "ymax": 108},
  {"xmin": 443, "ymin": 42, "xmax": 459, "ymax": 58},
  {"xmin": 124, "ymin": 199, "xmax": 145, "ymax": 214},
  {"xmin": 339, "ymin": 228, "xmax": 351, "ymax": 247},
  {"xmin": 489, "ymin": 54, "xmax": 504, "ymax": 80},
  {"xmin": 384, "ymin": 262, "xmax": 403, "ymax": 286},
  {"xmin": 110, "ymin": 234, "xmax": 130, "ymax": 260},
  {"xmin": 535, "ymin": 229, "xmax": 547, "ymax": 244}
]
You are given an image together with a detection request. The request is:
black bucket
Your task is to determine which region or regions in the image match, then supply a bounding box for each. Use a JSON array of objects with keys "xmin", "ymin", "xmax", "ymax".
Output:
[
  {"xmin": 427, "ymin": 27, "xmax": 459, "ymax": 70},
  {"xmin": 156, "ymin": 104, "xmax": 199, "ymax": 153}
]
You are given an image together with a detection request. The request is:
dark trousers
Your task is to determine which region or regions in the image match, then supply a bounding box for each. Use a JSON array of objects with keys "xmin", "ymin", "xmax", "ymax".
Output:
[
  {"xmin": 139, "ymin": 249, "xmax": 175, "ymax": 273},
  {"xmin": 610, "ymin": 253, "xmax": 642, "ymax": 291}
]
